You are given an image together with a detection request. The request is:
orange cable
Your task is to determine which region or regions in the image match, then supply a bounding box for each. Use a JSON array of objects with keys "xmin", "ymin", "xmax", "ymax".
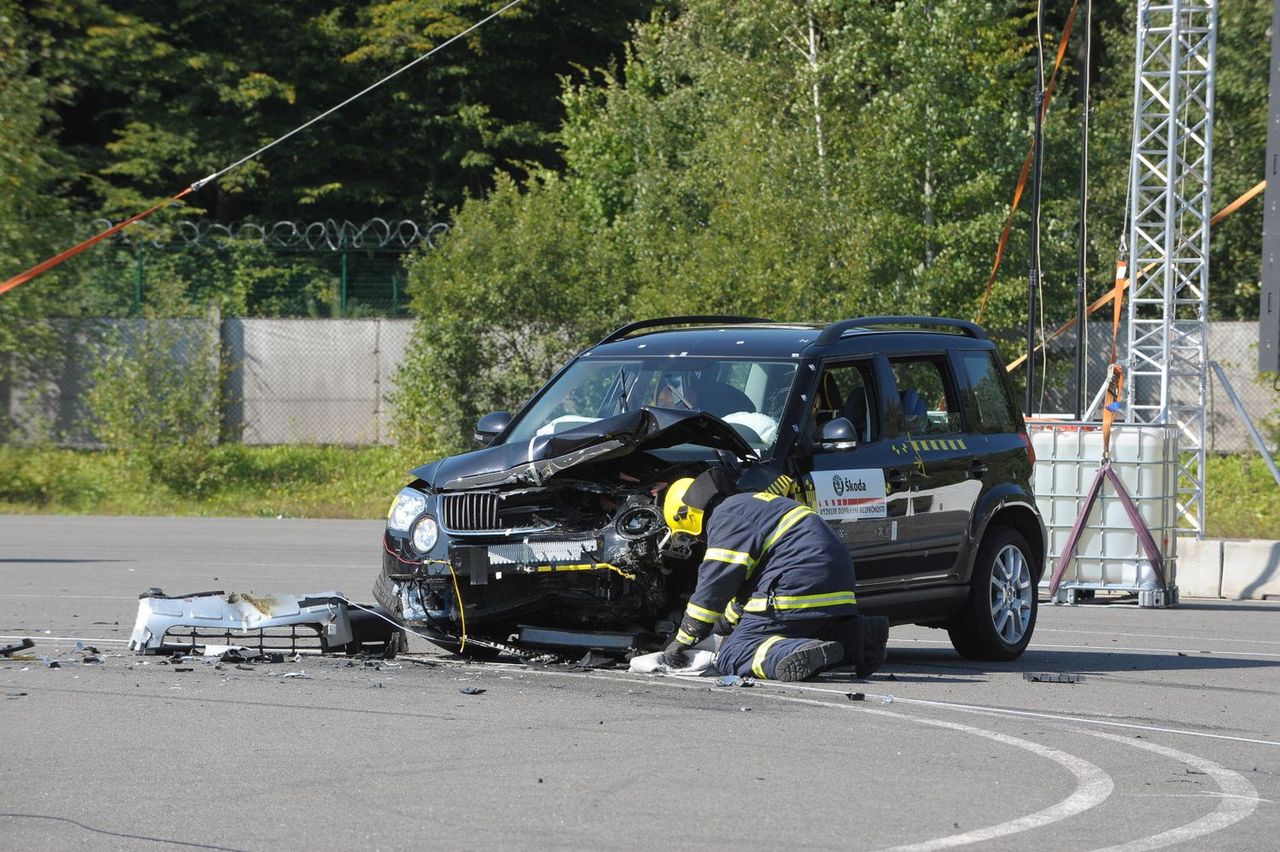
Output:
[
  {"xmin": 975, "ymin": 0, "xmax": 1081, "ymax": 325},
  {"xmin": 0, "ymin": 188, "xmax": 193, "ymax": 297}
]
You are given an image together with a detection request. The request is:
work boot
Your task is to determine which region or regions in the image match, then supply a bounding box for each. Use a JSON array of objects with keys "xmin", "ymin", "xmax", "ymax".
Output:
[
  {"xmin": 856, "ymin": 616, "xmax": 890, "ymax": 679},
  {"xmin": 773, "ymin": 640, "xmax": 844, "ymax": 682}
]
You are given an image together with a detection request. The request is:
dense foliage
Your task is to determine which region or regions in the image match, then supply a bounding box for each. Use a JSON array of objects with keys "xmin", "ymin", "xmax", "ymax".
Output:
[
  {"xmin": 0, "ymin": 0, "xmax": 1272, "ymax": 455},
  {"xmin": 396, "ymin": 0, "xmax": 1272, "ymax": 454}
]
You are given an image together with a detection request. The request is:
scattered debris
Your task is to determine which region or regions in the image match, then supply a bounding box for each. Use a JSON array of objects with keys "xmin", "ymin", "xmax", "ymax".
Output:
[
  {"xmin": 235, "ymin": 665, "xmax": 256, "ymax": 671},
  {"xmin": 173, "ymin": 667, "xmax": 194, "ymax": 673},
  {"xmin": 5, "ymin": 691, "xmax": 28, "ymax": 699},
  {"xmin": 1023, "ymin": 672, "xmax": 1085, "ymax": 684},
  {"xmin": 570, "ymin": 651, "xmax": 620, "ymax": 670},
  {"xmin": 717, "ymin": 675, "xmax": 755, "ymax": 688},
  {"xmin": 74, "ymin": 640, "xmax": 100, "ymax": 655},
  {"xmin": 281, "ymin": 671, "xmax": 312, "ymax": 679},
  {"xmin": 38, "ymin": 656, "xmax": 61, "ymax": 669},
  {"xmin": 459, "ymin": 687, "xmax": 485, "ymax": 695},
  {"xmin": 82, "ymin": 656, "xmax": 102, "ymax": 665},
  {"xmin": 739, "ymin": 706, "xmax": 752, "ymax": 712},
  {"xmin": 0, "ymin": 638, "xmax": 35, "ymax": 657},
  {"xmin": 847, "ymin": 692, "xmax": 866, "ymax": 701}
]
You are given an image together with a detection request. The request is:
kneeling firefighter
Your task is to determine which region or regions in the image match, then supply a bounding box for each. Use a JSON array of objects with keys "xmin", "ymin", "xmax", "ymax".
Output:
[{"xmin": 661, "ymin": 470, "xmax": 890, "ymax": 681}]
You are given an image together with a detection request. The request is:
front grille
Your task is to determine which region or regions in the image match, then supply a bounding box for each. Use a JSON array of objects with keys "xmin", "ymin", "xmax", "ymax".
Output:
[{"xmin": 440, "ymin": 492, "xmax": 500, "ymax": 531}]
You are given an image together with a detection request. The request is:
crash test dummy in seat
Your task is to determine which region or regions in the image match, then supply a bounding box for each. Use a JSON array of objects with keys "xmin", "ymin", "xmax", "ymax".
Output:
[{"xmin": 660, "ymin": 469, "xmax": 890, "ymax": 681}]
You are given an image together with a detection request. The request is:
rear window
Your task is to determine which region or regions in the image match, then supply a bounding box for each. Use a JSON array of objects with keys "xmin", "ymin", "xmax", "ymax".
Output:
[{"xmin": 959, "ymin": 351, "xmax": 1018, "ymax": 434}]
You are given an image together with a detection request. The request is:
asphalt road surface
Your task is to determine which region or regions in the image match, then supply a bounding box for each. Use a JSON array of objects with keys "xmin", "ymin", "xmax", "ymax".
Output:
[{"xmin": 1, "ymin": 515, "xmax": 1277, "ymax": 851}]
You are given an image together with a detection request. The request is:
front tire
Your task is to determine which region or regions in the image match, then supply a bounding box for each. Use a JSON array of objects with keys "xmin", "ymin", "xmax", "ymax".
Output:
[{"xmin": 948, "ymin": 527, "xmax": 1037, "ymax": 661}]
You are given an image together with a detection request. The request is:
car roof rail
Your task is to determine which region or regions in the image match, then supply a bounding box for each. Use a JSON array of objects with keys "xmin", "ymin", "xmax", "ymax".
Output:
[
  {"xmin": 814, "ymin": 316, "xmax": 987, "ymax": 346},
  {"xmin": 595, "ymin": 315, "xmax": 776, "ymax": 346}
]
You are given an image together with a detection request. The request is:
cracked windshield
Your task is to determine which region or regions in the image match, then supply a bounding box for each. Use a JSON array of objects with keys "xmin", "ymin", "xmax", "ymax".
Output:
[{"xmin": 504, "ymin": 357, "xmax": 800, "ymax": 453}]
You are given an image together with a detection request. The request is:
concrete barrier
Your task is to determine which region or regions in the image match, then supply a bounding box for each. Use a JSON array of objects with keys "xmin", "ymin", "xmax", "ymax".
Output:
[
  {"xmin": 1220, "ymin": 539, "xmax": 1280, "ymax": 600},
  {"xmin": 1175, "ymin": 536, "xmax": 1222, "ymax": 598}
]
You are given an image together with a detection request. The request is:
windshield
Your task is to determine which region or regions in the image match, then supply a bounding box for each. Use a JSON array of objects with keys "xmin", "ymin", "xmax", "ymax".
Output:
[{"xmin": 504, "ymin": 357, "xmax": 800, "ymax": 454}]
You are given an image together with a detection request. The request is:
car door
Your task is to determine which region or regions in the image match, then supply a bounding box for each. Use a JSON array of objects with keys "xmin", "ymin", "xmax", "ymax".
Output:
[
  {"xmin": 788, "ymin": 356, "xmax": 910, "ymax": 590},
  {"xmin": 882, "ymin": 353, "xmax": 982, "ymax": 585}
]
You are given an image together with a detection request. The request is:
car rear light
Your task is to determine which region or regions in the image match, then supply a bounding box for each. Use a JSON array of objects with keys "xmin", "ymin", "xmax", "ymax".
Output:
[{"xmin": 1018, "ymin": 432, "xmax": 1036, "ymax": 467}]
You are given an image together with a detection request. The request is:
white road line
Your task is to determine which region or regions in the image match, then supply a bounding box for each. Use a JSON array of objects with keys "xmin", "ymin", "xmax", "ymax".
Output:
[
  {"xmin": 1035, "ymin": 628, "xmax": 1280, "ymax": 647},
  {"xmin": 0, "ymin": 634, "xmax": 130, "ymax": 645},
  {"xmin": 1086, "ymin": 730, "xmax": 1260, "ymax": 852},
  {"xmin": 0, "ymin": 594, "xmax": 138, "ymax": 600},
  {"xmin": 895, "ymin": 636, "xmax": 1280, "ymax": 659},
  {"xmin": 742, "ymin": 681, "xmax": 1280, "ymax": 748},
  {"xmin": 510, "ymin": 667, "xmax": 1115, "ymax": 849}
]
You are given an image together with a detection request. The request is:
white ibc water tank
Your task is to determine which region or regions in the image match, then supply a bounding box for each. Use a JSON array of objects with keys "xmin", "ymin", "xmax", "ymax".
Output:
[{"xmin": 1029, "ymin": 421, "xmax": 1178, "ymax": 594}]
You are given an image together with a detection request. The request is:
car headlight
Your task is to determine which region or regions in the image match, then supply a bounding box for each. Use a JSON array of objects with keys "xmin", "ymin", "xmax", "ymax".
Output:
[
  {"xmin": 388, "ymin": 488, "xmax": 428, "ymax": 533},
  {"xmin": 411, "ymin": 516, "xmax": 439, "ymax": 554}
]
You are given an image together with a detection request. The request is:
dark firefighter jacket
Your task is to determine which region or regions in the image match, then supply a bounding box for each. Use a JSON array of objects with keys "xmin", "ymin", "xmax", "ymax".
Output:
[{"xmin": 674, "ymin": 490, "xmax": 858, "ymax": 646}]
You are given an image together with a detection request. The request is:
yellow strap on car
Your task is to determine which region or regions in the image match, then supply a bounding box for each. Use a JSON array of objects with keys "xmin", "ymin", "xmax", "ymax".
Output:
[
  {"xmin": 761, "ymin": 505, "xmax": 816, "ymax": 554},
  {"xmin": 752, "ymin": 635, "xmax": 786, "ymax": 679},
  {"xmin": 743, "ymin": 590, "xmax": 858, "ymax": 612},
  {"xmin": 684, "ymin": 602, "xmax": 722, "ymax": 624}
]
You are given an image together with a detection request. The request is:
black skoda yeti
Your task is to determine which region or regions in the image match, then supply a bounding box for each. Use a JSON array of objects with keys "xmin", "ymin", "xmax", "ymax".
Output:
[{"xmin": 375, "ymin": 316, "xmax": 1045, "ymax": 661}]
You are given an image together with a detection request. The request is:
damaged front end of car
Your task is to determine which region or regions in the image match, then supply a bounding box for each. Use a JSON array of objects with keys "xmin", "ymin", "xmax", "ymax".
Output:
[{"xmin": 373, "ymin": 407, "xmax": 772, "ymax": 656}]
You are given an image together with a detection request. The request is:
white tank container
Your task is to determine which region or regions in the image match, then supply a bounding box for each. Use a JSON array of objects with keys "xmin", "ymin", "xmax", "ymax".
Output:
[{"xmin": 1029, "ymin": 421, "xmax": 1179, "ymax": 599}]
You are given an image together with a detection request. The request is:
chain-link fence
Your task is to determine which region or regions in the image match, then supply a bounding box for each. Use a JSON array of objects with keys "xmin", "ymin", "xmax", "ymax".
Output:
[
  {"xmin": 3, "ymin": 318, "xmax": 1276, "ymax": 449},
  {"xmin": 1035, "ymin": 321, "xmax": 1279, "ymax": 454}
]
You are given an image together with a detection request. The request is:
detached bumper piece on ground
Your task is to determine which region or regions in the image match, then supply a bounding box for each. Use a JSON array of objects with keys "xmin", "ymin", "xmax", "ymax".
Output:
[{"xmin": 127, "ymin": 588, "xmax": 405, "ymax": 658}]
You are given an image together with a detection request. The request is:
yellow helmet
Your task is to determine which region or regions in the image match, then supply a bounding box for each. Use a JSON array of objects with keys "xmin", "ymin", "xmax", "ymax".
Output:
[{"xmin": 663, "ymin": 477, "xmax": 705, "ymax": 537}]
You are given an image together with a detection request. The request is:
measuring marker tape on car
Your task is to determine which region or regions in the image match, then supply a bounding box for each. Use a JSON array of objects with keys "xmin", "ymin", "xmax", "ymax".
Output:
[{"xmin": 375, "ymin": 316, "xmax": 1045, "ymax": 662}]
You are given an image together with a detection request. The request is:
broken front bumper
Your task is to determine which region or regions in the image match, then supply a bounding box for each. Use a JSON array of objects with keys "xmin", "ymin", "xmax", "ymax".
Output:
[{"xmin": 128, "ymin": 589, "xmax": 355, "ymax": 655}]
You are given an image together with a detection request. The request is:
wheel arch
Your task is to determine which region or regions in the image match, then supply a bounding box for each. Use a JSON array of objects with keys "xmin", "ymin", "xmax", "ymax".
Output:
[{"xmin": 970, "ymin": 488, "xmax": 1046, "ymax": 583}]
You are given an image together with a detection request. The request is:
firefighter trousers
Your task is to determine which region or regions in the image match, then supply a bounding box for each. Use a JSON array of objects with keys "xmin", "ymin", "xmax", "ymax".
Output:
[{"xmin": 715, "ymin": 613, "xmax": 860, "ymax": 680}]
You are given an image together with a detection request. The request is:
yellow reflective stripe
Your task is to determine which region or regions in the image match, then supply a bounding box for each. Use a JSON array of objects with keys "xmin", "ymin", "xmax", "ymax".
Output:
[
  {"xmin": 761, "ymin": 505, "xmax": 816, "ymax": 554},
  {"xmin": 772, "ymin": 591, "xmax": 858, "ymax": 610},
  {"xmin": 724, "ymin": 601, "xmax": 742, "ymax": 624},
  {"xmin": 752, "ymin": 635, "xmax": 786, "ymax": 679},
  {"xmin": 684, "ymin": 602, "xmax": 721, "ymax": 624},
  {"xmin": 742, "ymin": 591, "xmax": 858, "ymax": 612},
  {"xmin": 705, "ymin": 548, "xmax": 756, "ymax": 570},
  {"xmin": 753, "ymin": 492, "xmax": 781, "ymax": 502},
  {"xmin": 676, "ymin": 628, "xmax": 698, "ymax": 645}
]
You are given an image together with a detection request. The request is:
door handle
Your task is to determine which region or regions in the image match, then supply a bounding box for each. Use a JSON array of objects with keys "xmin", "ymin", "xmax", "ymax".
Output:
[{"xmin": 968, "ymin": 459, "xmax": 989, "ymax": 478}]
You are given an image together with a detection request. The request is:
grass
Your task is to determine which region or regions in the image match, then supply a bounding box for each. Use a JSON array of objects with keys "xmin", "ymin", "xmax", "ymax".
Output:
[
  {"xmin": 1, "ymin": 445, "xmax": 1277, "ymax": 539},
  {"xmin": 0, "ymin": 444, "xmax": 416, "ymax": 519}
]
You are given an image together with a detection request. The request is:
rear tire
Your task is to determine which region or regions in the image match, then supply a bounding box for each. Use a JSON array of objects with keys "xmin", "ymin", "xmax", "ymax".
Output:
[{"xmin": 948, "ymin": 526, "xmax": 1037, "ymax": 661}]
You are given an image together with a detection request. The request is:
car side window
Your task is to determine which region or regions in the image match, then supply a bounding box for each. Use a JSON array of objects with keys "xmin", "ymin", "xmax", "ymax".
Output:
[
  {"xmin": 958, "ymin": 351, "xmax": 1019, "ymax": 434},
  {"xmin": 886, "ymin": 356, "xmax": 961, "ymax": 436},
  {"xmin": 810, "ymin": 361, "xmax": 879, "ymax": 445}
]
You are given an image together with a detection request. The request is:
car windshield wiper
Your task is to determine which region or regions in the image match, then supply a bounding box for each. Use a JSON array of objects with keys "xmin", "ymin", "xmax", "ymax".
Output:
[{"xmin": 617, "ymin": 367, "xmax": 632, "ymax": 413}]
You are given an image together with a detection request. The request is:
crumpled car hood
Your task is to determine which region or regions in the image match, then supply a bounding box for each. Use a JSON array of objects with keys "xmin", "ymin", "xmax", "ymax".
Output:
[{"xmin": 411, "ymin": 407, "xmax": 756, "ymax": 491}]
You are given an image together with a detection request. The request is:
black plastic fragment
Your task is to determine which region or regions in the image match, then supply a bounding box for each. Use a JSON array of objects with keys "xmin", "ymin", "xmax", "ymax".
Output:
[
  {"xmin": 459, "ymin": 686, "xmax": 485, "ymax": 695},
  {"xmin": 846, "ymin": 692, "xmax": 866, "ymax": 701},
  {"xmin": 0, "ymin": 638, "xmax": 34, "ymax": 657}
]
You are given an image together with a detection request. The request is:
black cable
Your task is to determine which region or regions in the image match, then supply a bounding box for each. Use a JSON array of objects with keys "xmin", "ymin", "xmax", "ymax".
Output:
[{"xmin": 1075, "ymin": 0, "xmax": 1092, "ymax": 419}]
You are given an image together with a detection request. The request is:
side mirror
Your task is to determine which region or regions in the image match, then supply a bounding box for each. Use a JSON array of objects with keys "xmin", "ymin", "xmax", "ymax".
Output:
[
  {"xmin": 474, "ymin": 411, "xmax": 512, "ymax": 446},
  {"xmin": 818, "ymin": 417, "xmax": 858, "ymax": 451}
]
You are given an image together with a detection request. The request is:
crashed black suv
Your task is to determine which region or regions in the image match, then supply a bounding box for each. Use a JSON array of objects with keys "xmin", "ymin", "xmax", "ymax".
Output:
[{"xmin": 374, "ymin": 316, "xmax": 1045, "ymax": 661}]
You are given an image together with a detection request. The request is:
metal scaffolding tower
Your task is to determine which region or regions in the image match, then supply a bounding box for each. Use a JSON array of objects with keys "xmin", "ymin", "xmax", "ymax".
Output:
[{"xmin": 1124, "ymin": 0, "xmax": 1218, "ymax": 537}]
